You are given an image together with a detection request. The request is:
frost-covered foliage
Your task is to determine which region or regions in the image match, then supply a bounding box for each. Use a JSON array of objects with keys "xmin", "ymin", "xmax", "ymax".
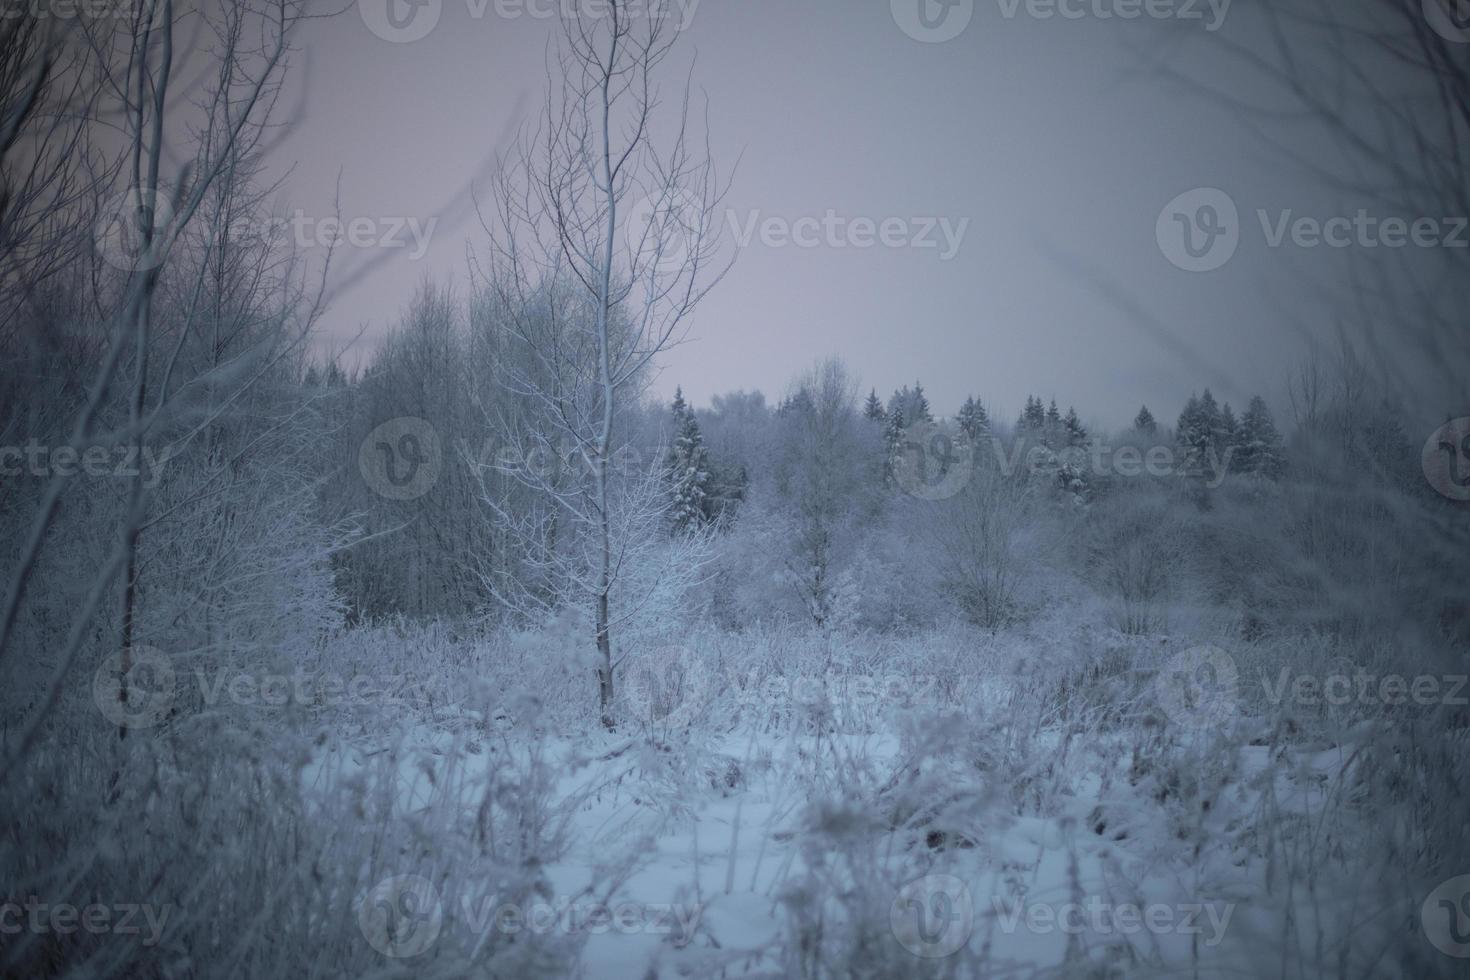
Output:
[{"xmin": 3, "ymin": 1, "xmax": 1469, "ymax": 976}]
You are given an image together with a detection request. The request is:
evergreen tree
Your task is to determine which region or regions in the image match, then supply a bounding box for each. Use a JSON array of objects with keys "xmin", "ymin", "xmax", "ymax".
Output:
[
  {"xmin": 1220, "ymin": 401, "xmax": 1240, "ymax": 456},
  {"xmin": 1175, "ymin": 393, "xmax": 1206, "ymax": 472},
  {"xmin": 886, "ymin": 386, "xmax": 909, "ymax": 422},
  {"xmin": 957, "ymin": 395, "xmax": 989, "ymax": 443},
  {"xmin": 1063, "ymin": 406, "xmax": 1087, "ymax": 447},
  {"xmin": 1020, "ymin": 395, "xmax": 1046, "ymax": 432},
  {"xmin": 887, "ymin": 382, "xmax": 933, "ymax": 426},
  {"xmin": 1133, "ymin": 405, "xmax": 1157, "ymax": 436},
  {"xmin": 1237, "ymin": 395, "xmax": 1286, "ymax": 479},
  {"xmin": 863, "ymin": 388, "xmax": 886, "ymax": 422},
  {"xmin": 1044, "ymin": 399, "xmax": 1063, "ymax": 448},
  {"xmin": 910, "ymin": 380, "xmax": 932, "ymax": 424},
  {"xmin": 1198, "ymin": 389, "xmax": 1224, "ymax": 450},
  {"xmin": 666, "ymin": 387, "xmax": 712, "ymax": 532},
  {"xmin": 883, "ymin": 405, "xmax": 906, "ymax": 487}
]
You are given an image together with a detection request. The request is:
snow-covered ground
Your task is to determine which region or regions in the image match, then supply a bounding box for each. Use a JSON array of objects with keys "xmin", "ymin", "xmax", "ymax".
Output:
[{"xmin": 296, "ymin": 642, "xmax": 1449, "ymax": 979}]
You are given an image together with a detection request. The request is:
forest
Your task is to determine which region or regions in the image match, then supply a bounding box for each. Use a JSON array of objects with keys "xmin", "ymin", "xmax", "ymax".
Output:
[{"xmin": 2, "ymin": 0, "xmax": 1469, "ymax": 977}]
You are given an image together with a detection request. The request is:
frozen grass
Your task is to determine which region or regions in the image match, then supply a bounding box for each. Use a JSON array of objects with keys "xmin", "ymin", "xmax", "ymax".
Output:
[{"xmin": 4, "ymin": 618, "xmax": 1467, "ymax": 978}]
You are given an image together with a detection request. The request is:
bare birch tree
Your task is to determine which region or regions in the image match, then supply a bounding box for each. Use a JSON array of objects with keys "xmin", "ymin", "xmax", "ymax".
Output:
[{"xmin": 473, "ymin": 2, "xmax": 729, "ymax": 728}]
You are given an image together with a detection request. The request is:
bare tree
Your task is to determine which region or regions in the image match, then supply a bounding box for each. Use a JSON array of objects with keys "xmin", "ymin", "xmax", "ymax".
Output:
[
  {"xmin": 0, "ymin": 0, "xmax": 314, "ymax": 778},
  {"xmin": 473, "ymin": 1, "xmax": 729, "ymax": 728},
  {"xmin": 925, "ymin": 456, "xmax": 1033, "ymax": 629},
  {"xmin": 769, "ymin": 358, "xmax": 879, "ymax": 629}
]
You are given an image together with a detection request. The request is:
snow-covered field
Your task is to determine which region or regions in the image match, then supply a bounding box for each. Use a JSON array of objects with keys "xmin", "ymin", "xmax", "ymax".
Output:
[{"xmin": 239, "ymin": 623, "xmax": 1465, "ymax": 979}]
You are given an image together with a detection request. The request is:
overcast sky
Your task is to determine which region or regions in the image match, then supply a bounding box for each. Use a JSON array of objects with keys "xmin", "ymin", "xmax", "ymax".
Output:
[{"xmin": 262, "ymin": 0, "xmax": 1452, "ymax": 429}]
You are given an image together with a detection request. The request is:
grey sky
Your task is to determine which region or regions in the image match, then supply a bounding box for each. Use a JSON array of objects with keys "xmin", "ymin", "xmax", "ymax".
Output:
[{"xmin": 268, "ymin": 0, "xmax": 1452, "ymax": 429}]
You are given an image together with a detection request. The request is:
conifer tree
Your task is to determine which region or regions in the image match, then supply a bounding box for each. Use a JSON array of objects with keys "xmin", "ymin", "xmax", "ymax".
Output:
[
  {"xmin": 1133, "ymin": 405, "xmax": 1157, "ymax": 436},
  {"xmin": 957, "ymin": 395, "xmax": 989, "ymax": 443},
  {"xmin": 863, "ymin": 388, "xmax": 886, "ymax": 422},
  {"xmin": 1238, "ymin": 395, "xmax": 1286, "ymax": 479},
  {"xmin": 1020, "ymin": 395, "xmax": 1046, "ymax": 432},
  {"xmin": 666, "ymin": 387, "xmax": 712, "ymax": 533},
  {"xmin": 1063, "ymin": 406, "xmax": 1087, "ymax": 447},
  {"xmin": 1044, "ymin": 399, "xmax": 1063, "ymax": 448},
  {"xmin": 910, "ymin": 380, "xmax": 932, "ymax": 424},
  {"xmin": 883, "ymin": 404, "xmax": 906, "ymax": 487}
]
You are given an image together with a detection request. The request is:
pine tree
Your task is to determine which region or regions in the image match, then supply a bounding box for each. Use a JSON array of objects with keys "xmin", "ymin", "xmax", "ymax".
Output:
[
  {"xmin": 887, "ymin": 382, "xmax": 933, "ymax": 426},
  {"xmin": 1063, "ymin": 406, "xmax": 1087, "ymax": 447},
  {"xmin": 883, "ymin": 405, "xmax": 906, "ymax": 487},
  {"xmin": 863, "ymin": 389, "xmax": 886, "ymax": 422},
  {"xmin": 957, "ymin": 396, "xmax": 989, "ymax": 443},
  {"xmin": 1220, "ymin": 401, "xmax": 1240, "ymax": 451},
  {"xmin": 1020, "ymin": 395, "xmax": 1046, "ymax": 432},
  {"xmin": 666, "ymin": 387, "xmax": 712, "ymax": 532},
  {"xmin": 1237, "ymin": 395, "xmax": 1285, "ymax": 479},
  {"xmin": 887, "ymin": 386, "xmax": 909, "ymax": 422},
  {"xmin": 1133, "ymin": 405, "xmax": 1157, "ymax": 436},
  {"xmin": 1175, "ymin": 393, "xmax": 1206, "ymax": 473},
  {"xmin": 1198, "ymin": 389, "xmax": 1223, "ymax": 452},
  {"xmin": 910, "ymin": 380, "xmax": 932, "ymax": 424},
  {"xmin": 1044, "ymin": 399, "xmax": 1063, "ymax": 448}
]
